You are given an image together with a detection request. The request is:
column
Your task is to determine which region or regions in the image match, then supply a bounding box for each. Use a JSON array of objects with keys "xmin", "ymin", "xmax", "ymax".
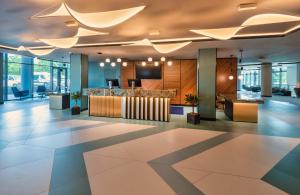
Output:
[
  {"xmin": 70, "ymin": 53, "xmax": 89, "ymax": 110},
  {"xmin": 297, "ymin": 64, "xmax": 300, "ymax": 88},
  {"xmin": 197, "ymin": 48, "xmax": 217, "ymax": 120},
  {"xmin": 237, "ymin": 68, "xmax": 241, "ymax": 91},
  {"xmin": 0, "ymin": 53, "xmax": 3, "ymax": 104},
  {"xmin": 261, "ymin": 63, "xmax": 272, "ymax": 97},
  {"xmin": 21, "ymin": 56, "xmax": 33, "ymax": 97}
]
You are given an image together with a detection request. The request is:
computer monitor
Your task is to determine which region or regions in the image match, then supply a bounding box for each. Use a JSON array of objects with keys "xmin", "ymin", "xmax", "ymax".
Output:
[
  {"xmin": 128, "ymin": 79, "xmax": 142, "ymax": 87},
  {"xmin": 105, "ymin": 79, "xmax": 120, "ymax": 88}
]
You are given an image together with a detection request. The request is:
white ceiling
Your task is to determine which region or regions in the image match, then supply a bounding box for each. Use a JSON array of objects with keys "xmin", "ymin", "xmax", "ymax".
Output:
[{"xmin": 1, "ymin": 0, "xmax": 300, "ymax": 63}]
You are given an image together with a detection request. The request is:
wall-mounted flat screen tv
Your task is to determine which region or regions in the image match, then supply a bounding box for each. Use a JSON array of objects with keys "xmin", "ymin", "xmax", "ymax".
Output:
[{"xmin": 135, "ymin": 64, "xmax": 162, "ymax": 79}]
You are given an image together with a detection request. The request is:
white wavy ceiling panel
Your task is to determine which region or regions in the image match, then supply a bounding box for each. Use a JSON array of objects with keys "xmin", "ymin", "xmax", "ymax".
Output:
[
  {"xmin": 191, "ymin": 13, "xmax": 300, "ymax": 40},
  {"xmin": 39, "ymin": 37, "xmax": 79, "ymax": 48}
]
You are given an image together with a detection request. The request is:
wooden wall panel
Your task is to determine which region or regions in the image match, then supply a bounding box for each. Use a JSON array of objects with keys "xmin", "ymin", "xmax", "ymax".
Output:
[
  {"xmin": 164, "ymin": 60, "xmax": 181, "ymax": 104},
  {"xmin": 141, "ymin": 79, "xmax": 164, "ymax": 90},
  {"xmin": 120, "ymin": 61, "xmax": 135, "ymax": 88},
  {"xmin": 180, "ymin": 60, "xmax": 197, "ymax": 105},
  {"xmin": 216, "ymin": 58, "xmax": 237, "ymax": 96},
  {"xmin": 120, "ymin": 59, "xmax": 197, "ymax": 105}
]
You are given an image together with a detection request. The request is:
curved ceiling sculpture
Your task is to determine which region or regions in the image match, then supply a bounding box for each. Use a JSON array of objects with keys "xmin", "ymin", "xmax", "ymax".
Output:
[
  {"xmin": 190, "ymin": 13, "xmax": 300, "ymax": 40},
  {"xmin": 127, "ymin": 38, "xmax": 191, "ymax": 53},
  {"xmin": 28, "ymin": 48, "xmax": 55, "ymax": 56},
  {"xmin": 17, "ymin": 46, "xmax": 55, "ymax": 56},
  {"xmin": 76, "ymin": 27, "xmax": 109, "ymax": 37},
  {"xmin": 32, "ymin": 3, "xmax": 145, "ymax": 29},
  {"xmin": 39, "ymin": 37, "xmax": 79, "ymax": 49},
  {"xmin": 152, "ymin": 41, "xmax": 192, "ymax": 54}
]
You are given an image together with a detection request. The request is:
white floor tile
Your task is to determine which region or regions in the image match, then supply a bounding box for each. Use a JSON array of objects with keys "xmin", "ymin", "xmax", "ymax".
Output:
[
  {"xmin": 88, "ymin": 128, "xmax": 224, "ymax": 162},
  {"xmin": 195, "ymin": 173, "xmax": 287, "ymax": 195},
  {"xmin": 0, "ymin": 145, "xmax": 54, "ymax": 169},
  {"xmin": 89, "ymin": 161, "xmax": 175, "ymax": 195},
  {"xmin": 174, "ymin": 134, "xmax": 300, "ymax": 178},
  {"xmin": 0, "ymin": 157, "xmax": 54, "ymax": 195}
]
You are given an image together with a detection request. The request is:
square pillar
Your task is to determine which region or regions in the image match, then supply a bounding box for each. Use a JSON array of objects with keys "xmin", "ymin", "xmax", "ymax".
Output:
[
  {"xmin": 21, "ymin": 56, "xmax": 33, "ymax": 97},
  {"xmin": 70, "ymin": 54, "xmax": 89, "ymax": 110},
  {"xmin": 197, "ymin": 48, "xmax": 217, "ymax": 120},
  {"xmin": 0, "ymin": 53, "xmax": 3, "ymax": 104},
  {"xmin": 261, "ymin": 63, "xmax": 272, "ymax": 97}
]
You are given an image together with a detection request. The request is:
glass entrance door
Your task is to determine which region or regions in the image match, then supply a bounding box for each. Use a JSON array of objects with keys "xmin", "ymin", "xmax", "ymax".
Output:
[{"xmin": 52, "ymin": 67, "xmax": 68, "ymax": 93}]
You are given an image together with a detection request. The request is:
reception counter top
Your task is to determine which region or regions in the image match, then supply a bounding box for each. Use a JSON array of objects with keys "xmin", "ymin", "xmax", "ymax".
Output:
[{"xmin": 83, "ymin": 88, "xmax": 176, "ymax": 98}]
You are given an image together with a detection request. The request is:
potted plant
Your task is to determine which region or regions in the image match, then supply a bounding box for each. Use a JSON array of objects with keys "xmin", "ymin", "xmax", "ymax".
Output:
[
  {"xmin": 71, "ymin": 91, "xmax": 81, "ymax": 115},
  {"xmin": 294, "ymin": 82, "xmax": 300, "ymax": 98},
  {"xmin": 184, "ymin": 94, "xmax": 200, "ymax": 124}
]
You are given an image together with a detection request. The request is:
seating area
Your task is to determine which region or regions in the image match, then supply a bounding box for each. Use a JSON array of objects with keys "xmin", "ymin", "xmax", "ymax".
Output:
[
  {"xmin": 272, "ymin": 87, "xmax": 292, "ymax": 96},
  {"xmin": 11, "ymin": 86, "xmax": 29, "ymax": 100}
]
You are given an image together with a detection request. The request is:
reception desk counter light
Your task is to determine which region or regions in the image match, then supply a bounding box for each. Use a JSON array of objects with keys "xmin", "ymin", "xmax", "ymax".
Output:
[{"xmin": 85, "ymin": 89, "xmax": 176, "ymax": 122}]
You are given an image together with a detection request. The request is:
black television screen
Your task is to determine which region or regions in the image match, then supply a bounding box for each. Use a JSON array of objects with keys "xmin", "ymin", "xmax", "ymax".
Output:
[
  {"xmin": 105, "ymin": 79, "xmax": 119, "ymax": 87},
  {"xmin": 136, "ymin": 64, "xmax": 161, "ymax": 79}
]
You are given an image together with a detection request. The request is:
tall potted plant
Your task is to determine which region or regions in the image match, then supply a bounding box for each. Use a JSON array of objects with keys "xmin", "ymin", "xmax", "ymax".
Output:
[
  {"xmin": 71, "ymin": 91, "xmax": 81, "ymax": 115},
  {"xmin": 184, "ymin": 94, "xmax": 200, "ymax": 124}
]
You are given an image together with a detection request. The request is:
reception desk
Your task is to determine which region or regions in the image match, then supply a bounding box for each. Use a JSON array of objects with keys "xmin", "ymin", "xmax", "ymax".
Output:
[
  {"xmin": 224, "ymin": 95, "xmax": 263, "ymax": 123},
  {"xmin": 86, "ymin": 88, "xmax": 176, "ymax": 122}
]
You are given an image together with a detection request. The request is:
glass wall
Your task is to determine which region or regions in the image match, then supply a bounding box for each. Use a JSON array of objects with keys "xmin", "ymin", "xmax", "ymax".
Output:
[
  {"xmin": 240, "ymin": 66, "xmax": 261, "ymax": 89},
  {"xmin": 2, "ymin": 52, "xmax": 70, "ymax": 101},
  {"xmin": 272, "ymin": 66, "xmax": 287, "ymax": 89},
  {"xmin": 7, "ymin": 54, "xmax": 22, "ymax": 100}
]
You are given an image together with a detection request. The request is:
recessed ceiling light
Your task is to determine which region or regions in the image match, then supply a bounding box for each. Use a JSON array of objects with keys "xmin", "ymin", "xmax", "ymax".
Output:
[
  {"xmin": 148, "ymin": 57, "xmax": 153, "ymax": 62},
  {"xmin": 238, "ymin": 3, "xmax": 257, "ymax": 11},
  {"xmin": 149, "ymin": 30, "xmax": 160, "ymax": 36},
  {"xmin": 65, "ymin": 20, "xmax": 78, "ymax": 27},
  {"xmin": 117, "ymin": 58, "xmax": 122, "ymax": 63},
  {"xmin": 160, "ymin": 57, "xmax": 166, "ymax": 62},
  {"xmin": 105, "ymin": 58, "xmax": 111, "ymax": 63}
]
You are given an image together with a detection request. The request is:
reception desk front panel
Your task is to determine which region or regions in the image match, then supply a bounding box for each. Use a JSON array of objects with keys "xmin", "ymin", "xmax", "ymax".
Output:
[
  {"xmin": 89, "ymin": 96, "xmax": 170, "ymax": 122},
  {"xmin": 121, "ymin": 97, "xmax": 170, "ymax": 122}
]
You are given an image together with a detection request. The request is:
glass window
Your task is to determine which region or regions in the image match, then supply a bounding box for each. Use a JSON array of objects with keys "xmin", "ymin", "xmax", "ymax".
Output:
[
  {"xmin": 7, "ymin": 54, "xmax": 22, "ymax": 100},
  {"xmin": 33, "ymin": 58, "xmax": 51, "ymax": 96}
]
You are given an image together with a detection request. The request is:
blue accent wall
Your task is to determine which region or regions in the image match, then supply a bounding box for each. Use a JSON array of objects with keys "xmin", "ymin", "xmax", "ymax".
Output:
[{"xmin": 88, "ymin": 62, "xmax": 120, "ymax": 88}]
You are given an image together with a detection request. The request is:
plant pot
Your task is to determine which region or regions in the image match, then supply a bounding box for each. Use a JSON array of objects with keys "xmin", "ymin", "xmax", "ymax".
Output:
[
  {"xmin": 71, "ymin": 106, "xmax": 81, "ymax": 115},
  {"xmin": 294, "ymin": 88, "xmax": 300, "ymax": 98},
  {"xmin": 187, "ymin": 112, "xmax": 200, "ymax": 124}
]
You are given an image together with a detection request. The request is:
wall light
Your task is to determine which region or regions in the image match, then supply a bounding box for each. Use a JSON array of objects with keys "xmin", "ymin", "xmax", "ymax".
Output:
[
  {"xmin": 142, "ymin": 61, "xmax": 146, "ymax": 66},
  {"xmin": 148, "ymin": 57, "xmax": 153, "ymax": 62},
  {"xmin": 161, "ymin": 57, "xmax": 166, "ymax": 62},
  {"xmin": 167, "ymin": 61, "xmax": 173, "ymax": 66},
  {"xmin": 154, "ymin": 61, "xmax": 159, "ymax": 66},
  {"xmin": 111, "ymin": 62, "xmax": 116, "ymax": 67},
  {"xmin": 229, "ymin": 75, "xmax": 234, "ymax": 80},
  {"xmin": 105, "ymin": 58, "xmax": 111, "ymax": 63},
  {"xmin": 100, "ymin": 62, "xmax": 105, "ymax": 67},
  {"xmin": 122, "ymin": 62, "xmax": 128, "ymax": 67},
  {"xmin": 117, "ymin": 58, "xmax": 122, "ymax": 63},
  {"xmin": 238, "ymin": 75, "xmax": 243, "ymax": 80}
]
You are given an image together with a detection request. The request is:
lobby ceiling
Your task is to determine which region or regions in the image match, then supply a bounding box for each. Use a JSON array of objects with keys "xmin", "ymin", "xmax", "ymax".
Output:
[{"xmin": 1, "ymin": 0, "xmax": 300, "ymax": 63}]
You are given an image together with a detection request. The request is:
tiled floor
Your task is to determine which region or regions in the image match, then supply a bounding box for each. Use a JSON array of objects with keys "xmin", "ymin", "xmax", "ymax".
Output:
[{"xmin": 0, "ymin": 98, "xmax": 300, "ymax": 195}]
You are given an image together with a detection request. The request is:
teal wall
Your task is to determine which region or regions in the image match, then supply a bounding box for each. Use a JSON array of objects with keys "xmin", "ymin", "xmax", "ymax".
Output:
[{"xmin": 88, "ymin": 62, "xmax": 121, "ymax": 88}]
